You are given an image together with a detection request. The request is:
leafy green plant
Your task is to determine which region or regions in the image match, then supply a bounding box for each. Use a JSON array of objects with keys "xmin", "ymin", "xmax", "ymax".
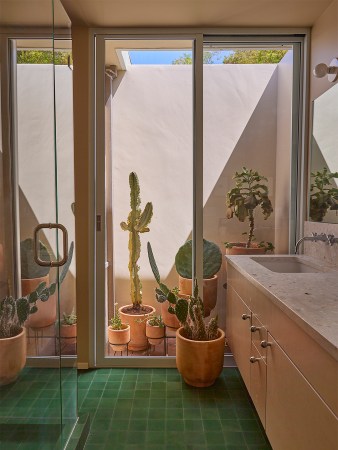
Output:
[
  {"xmin": 226, "ymin": 167, "xmax": 273, "ymax": 248},
  {"xmin": 175, "ymin": 239, "xmax": 222, "ymax": 279},
  {"xmin": 61, "ymin": 308, "xmax": 77, "ymax": 325},
  {"xmin": 120, "ymin": 172, "xmax": 153, "ymax": 310},
  {"xmin": 309, "ymin": 168, "xmax": 338, "ymax": 222},
  {"xmin": 147, "ymin": 242, "xmax": 218, "ymax": 341},
  {"xmin": 0, "ymin": 242, "xmax": 74, "ymax": 339},
  {"xmin": 20, "ymin": 238, "xmax": 50, "ymax": 279},
  {"xmin": 147, "ymin": 315, "xmax": 164, "ymax": 328}
]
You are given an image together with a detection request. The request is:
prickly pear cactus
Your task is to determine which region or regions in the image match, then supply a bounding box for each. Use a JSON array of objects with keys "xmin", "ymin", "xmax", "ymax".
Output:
[
  {"xmin": 120, "ymin": 172, "xmax": 153, "ymax": 308},
  {"xmin": 175, "ymin": 239, "xmax": 222, "ymax": 279},
  {"xmin": 20, "ymin": 238, "xmax": 50, "ymax": 279}
]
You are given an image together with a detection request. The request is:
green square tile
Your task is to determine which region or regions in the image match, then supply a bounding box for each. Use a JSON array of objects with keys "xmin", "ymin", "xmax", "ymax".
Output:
[
  {"xmin": 205, "ymin": 431, "xmax": 225, "ymax": 445},
  {"xmin": 132, "ymin": 399, "xmax": 149, "ymax": 408},
  {"xmin": 148, "ymin": 408, "xmax": 165, "ymax": 420},
  {"xmin": 184, "ymin": 419, "xmax": 203, "ymax": 431},
  {"xmin": 112, "ymin": 408, "xmax": 130, "ymax": 419},
  {"xmin": 136, "ymin": 382, "xmax": 151, "ymax": 390},
  {"xmin": 128, "ymin": 419, "xmax": 147, "ymax": 431},
  {"xmin": 86, "ymin": 390, "xmax": 102, "ymax": 399},
  {"xmin": 220, "ymin": 419, "xmax": 241, "ymax": 432},
  {"xmin": 235, "ymin": 407, "xmax": 257, "ymax": 420},
  {"xmin": 184, "ymin": 408, "xmax": 201, "ymax": 420},
  {"xmin": 134, "ymin": 390, "xmax": 151, "ymax": 399},
  {"xmin": 243, "ymin": 431, "xmax": 268, "ymax": 445},
  {"xmin": 184, "ymin": 431, "xmax": 206, "ymax": 445},
  {"xmin": 166, "ymin": 398, "xmax": 183, "ymax": 409},
  {"xmin": 126, "ymin": 431, "xmax": 146, "ymax": 444},
  {"xmin": 223, "ymin": 431, "xmax": 246, "ymax": 446},
  {"xmin": 118, "ymin": 390, "xmax": 134, "ymax": 399},
  {"xmin": 151, "ymin": 381, "xmax": 166, "ymax": 390},
  {"xmin": 130, "ymin": 408, "xmax": 148, "ymax": 419},
  {"xmin": 150, "ymin": 390, "xmax": 166, "ymax": 399},
  {"xmin": 218, "ymin": 408, "xmax": 237, "ymax": 420},
  {"xmin": 90, "ymin": 382, "xmax": 106, "ymax": 390},
  {"xmin": 147, "ymin": 420, "xmax": 165, "ymax": 432},
  {"xmin": 146, "ymin": 431, "xmax": 166, "ymax": 445},
  {"xmin": 99, "ymin": 398, "xmax": 117, "ymax": 409},
  {"xmin": 166, "ymin": 419, "xmax": 184, "ymax": 431},
  {"xmin": 239, "ymin": 419, "xmax": 261, "ymax": 432},
  {"xmin": 91, "ymin": 418, "xmax": 112, "ymax": 432},
  {"xmin": 110, "ymin": 419, "xmax": 129, "ymax": 431},
  {"xmin": 149, "ymin": 398, "xmax": 164, "ymax": 408},
  {"xmin": 201, "ymin": 408, "xmax": 220, "ymax": 420},
  {"xmin": 166, "ymin": 408, "xmax": 183, "ymax": 420},
  {"xmin": 102, "ymin": 390, "xmax": 119, "ymax": 399},
  {"xmin": 203, "ymin": 420, "xmax": 222, "ymax": 432}
]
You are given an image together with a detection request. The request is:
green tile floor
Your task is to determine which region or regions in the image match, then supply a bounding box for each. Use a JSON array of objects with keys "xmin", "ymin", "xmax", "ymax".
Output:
[{"xmin": 79, "ymin": 368, "xmax": 272, "ymax": 450}]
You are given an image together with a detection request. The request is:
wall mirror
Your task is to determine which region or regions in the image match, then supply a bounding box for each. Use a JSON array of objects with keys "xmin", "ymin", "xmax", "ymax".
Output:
[{"xmin": 309, "ymin": 83, "xmax": 338, "ymax": 223}]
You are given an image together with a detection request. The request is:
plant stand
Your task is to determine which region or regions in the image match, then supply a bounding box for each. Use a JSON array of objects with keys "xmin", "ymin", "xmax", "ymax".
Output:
[{"xmin": 107, "ymin": 340, "xmax": 130, "ymax": 356}]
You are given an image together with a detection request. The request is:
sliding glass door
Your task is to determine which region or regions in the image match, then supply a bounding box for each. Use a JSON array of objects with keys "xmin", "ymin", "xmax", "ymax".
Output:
[{"xmin": 94, "ymin": 33, "xmax": 306, "ymax": 367}]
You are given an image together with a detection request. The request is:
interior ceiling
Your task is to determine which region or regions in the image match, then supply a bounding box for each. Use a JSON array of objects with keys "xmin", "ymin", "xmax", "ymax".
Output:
[{"xmin": 0, "ymin": 0, "xmax": 333, "ymax": 28}]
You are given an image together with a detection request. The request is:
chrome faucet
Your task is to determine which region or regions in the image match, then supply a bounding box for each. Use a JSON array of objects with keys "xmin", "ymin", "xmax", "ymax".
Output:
[{"xmin": 294, "ymin": 232, "xmax": 337, "ymax": 254}]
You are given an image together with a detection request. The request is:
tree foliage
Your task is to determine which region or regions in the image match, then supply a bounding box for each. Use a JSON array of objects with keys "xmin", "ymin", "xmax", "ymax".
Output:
[
  {"xmin": 223, "ymin": 50, "xmax": 287, "ymax": 64},
  {"xmin": 172, "ymin": 49, "xmax": 287, "ymax": 65},
  {"xmin": 17, "ymin": 50, "xmax": 72, "ymax": 65}
]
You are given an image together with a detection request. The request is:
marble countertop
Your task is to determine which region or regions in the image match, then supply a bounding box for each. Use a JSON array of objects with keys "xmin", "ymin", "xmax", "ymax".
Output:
[{"xmin": 226, "ymin": 255, "xmax": 338, "ymax": 361}]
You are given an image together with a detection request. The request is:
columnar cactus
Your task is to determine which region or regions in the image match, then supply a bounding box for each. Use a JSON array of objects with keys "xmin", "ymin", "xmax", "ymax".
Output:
[
  {"xmin": 147, "ymin": 242, "xmax": 219, "ymax": 341},
  {"xmin": 120, "ymin": 172, "xmax": 153, "ymax": 309}
]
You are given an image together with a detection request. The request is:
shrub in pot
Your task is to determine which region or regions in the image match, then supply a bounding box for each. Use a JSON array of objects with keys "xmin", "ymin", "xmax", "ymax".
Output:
[
  {"xmin": 309, "ymin": 168, "xmax": 338, "ymax": 222},
  {"xmin": 108, "ymin": 303, "xmax": 130, "ymax": 352},
  {"xmin": 225, "ymin": 167, "xmax": 274, "ymax": 255},
  {"xmin": 119, "ymin": 172, "xmax": 155, "ymax": 351},
  {"xmin": 175, "ymin": 239, "xmax": 222, "ymax": 317}
]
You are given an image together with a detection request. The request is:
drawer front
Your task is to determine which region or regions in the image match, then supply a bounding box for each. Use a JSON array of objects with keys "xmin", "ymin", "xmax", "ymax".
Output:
[
  {"xmin": 250, "ymin": 342, "xmax": 267, "ymax": 427},
  {"xmin": 251, "ymin": 315, "xmax": 268, "ymax": 358},
  {"xmin": 268, "ymin": 300, "xmax": 338, "ymax": 416},
  {"xmin": 226, "ymin": 285, "xmax": 251, "ymax": 390},
  {"xmin": 227, "ymin": 265, "xmax": 251, "ymax": 305},
  {"xmin": 266, "ymin": 335, "xmax": 338, "ymax": 450}
]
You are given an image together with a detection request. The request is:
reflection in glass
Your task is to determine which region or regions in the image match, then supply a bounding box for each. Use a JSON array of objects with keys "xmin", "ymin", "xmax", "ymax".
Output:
[{"xmin": 310, "ymin": 83, "xmax": 338, "ymax": 223}]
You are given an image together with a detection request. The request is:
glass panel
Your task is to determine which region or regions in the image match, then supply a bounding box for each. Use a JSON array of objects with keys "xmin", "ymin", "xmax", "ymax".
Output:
[
  {"xmin": 203, "ymin": 44, "xmax": 294, "ymax": 332},
  {"xmin": 103, "ymin": 39, "xmax": 194, "ymax": 359}
]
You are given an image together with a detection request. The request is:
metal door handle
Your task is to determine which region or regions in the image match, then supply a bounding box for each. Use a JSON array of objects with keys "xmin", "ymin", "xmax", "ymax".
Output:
[
  {"xmin": 250, "ymin": 325, "xmax": 261, "ymax": 332},
  {"xmin": 34, "ymin": 223, "xmax": 68, "ymax": 267},
  {"xmin": 250, "ymin": 356, "xmax": 262, "ymax": 363}
]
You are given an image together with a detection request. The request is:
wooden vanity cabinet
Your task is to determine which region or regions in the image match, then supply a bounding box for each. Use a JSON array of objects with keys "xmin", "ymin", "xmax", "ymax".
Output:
[
  {"xmin": 266, "ymin": 335, "xmax": 337, "ymax": 450},
  {"xmin": 226, "ymin": 264, "xmax": 338, "ymax": 450}
]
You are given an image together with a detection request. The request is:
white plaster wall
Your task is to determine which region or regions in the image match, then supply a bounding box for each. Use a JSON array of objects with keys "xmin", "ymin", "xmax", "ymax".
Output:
[
  {"xmin": 111, "ymin": 63, "xmax": 286, "ymax": 322},
  {"xmin": 16, "ymin": 64, "xmax": 75, "ymax": 313}
]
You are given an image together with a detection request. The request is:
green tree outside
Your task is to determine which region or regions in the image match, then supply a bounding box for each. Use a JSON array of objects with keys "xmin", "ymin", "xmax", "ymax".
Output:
[
  {"xmin": 17, "ymin": 50, "xmax": 72, "ymax": 65},
  {"xmin": 172, "ymin": 49, "xmax": 287, "ymax": 65}
]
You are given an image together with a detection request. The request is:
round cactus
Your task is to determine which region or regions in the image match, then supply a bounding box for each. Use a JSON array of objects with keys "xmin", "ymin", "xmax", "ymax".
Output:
[{"xmin": 175, "ymin": 239, "xmax": 222, "ymax": 279}]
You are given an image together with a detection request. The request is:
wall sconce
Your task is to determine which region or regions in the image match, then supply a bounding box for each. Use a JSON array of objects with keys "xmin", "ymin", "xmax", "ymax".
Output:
[{"xmin": 313, "ymin": 58, "xmax": 338, "ymax": 82}]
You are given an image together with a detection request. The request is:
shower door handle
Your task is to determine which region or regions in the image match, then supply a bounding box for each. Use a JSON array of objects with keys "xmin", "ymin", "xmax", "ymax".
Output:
[{"xmin": 34, "ymin": 223, "xmax": 69, "ymax": 267}]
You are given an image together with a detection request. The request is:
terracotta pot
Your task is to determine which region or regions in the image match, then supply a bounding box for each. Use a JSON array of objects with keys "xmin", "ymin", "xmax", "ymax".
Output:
[
  {"xmin": 0, "ymin": 328, "xmax": 26, "ymax": 386},
  {"xmin": 60, "ymin": 323, "xmax": 77, "ymax": 345},
  {"xmin": 22, "ymin": 275, "xmax": 57, "ymax": 328},
  {"xmin": 161, "ymin": 300, "xmax": 180, "ymax": 329},
  {"xmin": 176, "ymin": 327, "xmax": 225, "ymax": 387},
  {"xmin": 146, "ymin": 320, "xmax": 165, "ymax": 346},
  {"xmin": 119, "ymin": 305, "xmax": 155, "ymax": 351},
  {"xmin": 179, "ymin": 276, "xmax": 218, "ymax": 317},
  {"xmin": 225, "ymin": 243, "xmax": 266, "ymax": 256},
  {"xmin": 108, "ymin": 324, "xmax": 130, "ymax": 352}
]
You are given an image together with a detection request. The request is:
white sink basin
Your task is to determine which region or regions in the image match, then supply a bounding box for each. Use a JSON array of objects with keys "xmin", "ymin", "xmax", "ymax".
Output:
[{"xmin": 250, "ymin": 256, "xmax": 323, "ymax": 273}]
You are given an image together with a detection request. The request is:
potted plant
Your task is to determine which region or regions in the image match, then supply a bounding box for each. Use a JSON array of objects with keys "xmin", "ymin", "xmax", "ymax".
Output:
[
  {"xmin": 309, "ymin": 168, "xmax": 338, "ymax": 222},
  {"xmin": 145, "ymin": 314, "xmax": 165, "ymax": 346},
  {"xmin": 0, "ymin": 242, "xmax": 73, "ymax": 385},
  {"xmin": 20, "ymin": 238, "xmax": 55, "ymax": 328},
  {"xmin": 147, "ymin": 242, "xmax": 181, "ymax": 329},
  {"xmin": 108, "ymin": 303, "xmax": 130, "ymax": 352},
  {"xmin": 148, "ymin": 244, "xmax": 225, "ymax": 387},
  {"xmin": 175, "ymin": 239, "xmax": 222, "ymax": 317},
  {"xmin": 225, "ymin": 167, "xmax": 274, "ymax": 255},
  {"xmin": 60, "ymin": 308, "xmax": 77, "ymax": 345},
  {"xmin": 119, "ymin": 172, "xmax": 155, "ymax": 351}
]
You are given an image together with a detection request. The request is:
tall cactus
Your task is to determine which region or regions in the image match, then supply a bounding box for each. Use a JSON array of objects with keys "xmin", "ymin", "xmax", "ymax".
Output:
[{"xmin": 121, "ymin": 172, "xmax": 153, "ymax": 309}]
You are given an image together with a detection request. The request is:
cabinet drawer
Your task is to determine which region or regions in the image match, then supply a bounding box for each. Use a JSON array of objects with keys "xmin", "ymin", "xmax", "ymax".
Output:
[
  {"xmin": 251, "ymin": 315, "xmax": 268, "ymax": 358},
  {"xmin": 266, "ymin": 335, "xmax": 338, "ymax": 450},
  {"xmin": 250, "ymin": 342, "xmax": 267, "ymax": 427},
  {"xmin": 226, "ymin": 285, "xmax": 251, "ymax": 390}
]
